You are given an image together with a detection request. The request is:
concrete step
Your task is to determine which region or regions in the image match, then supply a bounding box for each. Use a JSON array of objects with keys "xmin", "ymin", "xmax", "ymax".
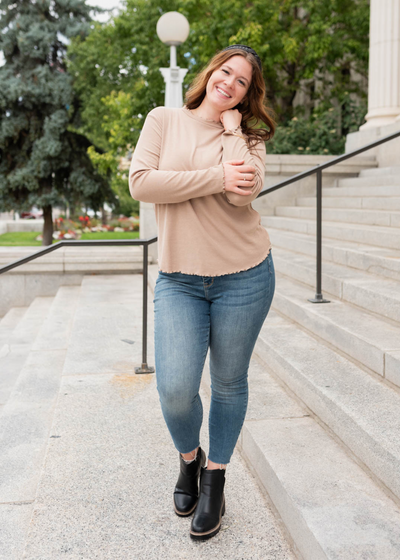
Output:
[
  {"xmin": 267, "ymin": 227, "xmax": 400, "ymax": 282},
  {"xmin": 253, "ymin": 311, "xmax": 400, "ymax": 511},
  {"xmin": 0, "ymin": 297, "xmax": 54, "ymax": 414},
  {"xmin": 276, "ymin": 205, "xmax": 400, "ymax": 228},
  {"xmin": 0, "ymin": 306, "xmax": 28, "ymax": 349},
  {"xmin": 0, "ymin": 286, "xmax": 80, "ymax": 491},
  {"xmin": 359, "ymin": 165, "xmax": 400, "ymax": 177},
  {"xmin": 191, "ymin": 313, "xmax": 400, "ymax": 560},
  {"xmin": 297, "ymin": 196, "xmax": 400, "ymax": 211},
  {"xmin": 272, "ymin": 247, "xmax": 400, "ymax": 323},
  {"xmin": 271, "ymin": 275, "xmax": 400, "ymax": 385},
  {"xmin": 323, "ymin": 185, "xmax": 400, "ymax": 197},
  {"xmin": 262, "ymin": 216, "xmax": 400, "ymax": 250},
  {"xmin": 0, "ymin": 286, "xmax": 80, "ymax": 558},
  {"xmin": 338, "ymin": 175, "xmax": 400, "ymax": 188}
]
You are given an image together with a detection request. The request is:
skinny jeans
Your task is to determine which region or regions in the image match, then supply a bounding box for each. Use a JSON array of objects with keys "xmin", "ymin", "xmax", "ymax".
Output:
[{"xmin": 153, "ymin": 251, "xmax": 275, "ymax": 465}]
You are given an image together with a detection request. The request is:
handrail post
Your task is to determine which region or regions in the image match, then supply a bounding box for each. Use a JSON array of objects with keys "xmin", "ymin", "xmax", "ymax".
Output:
[
  {"xmin": 135, "ymin": 241, "xmax": 155, "ymax": 374},
  {"xmin": 309, "ymin": 169, "xmax": 330, "ymax": 304}
]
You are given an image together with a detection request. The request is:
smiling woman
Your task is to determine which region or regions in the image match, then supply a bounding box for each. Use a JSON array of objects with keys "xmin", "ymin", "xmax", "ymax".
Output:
[
  {"xmin": 129, "ymin": 44, "xmax": 276, "ymax": 543},
  {"xmin": 185, "ymin": 45, "xmax": 275, "ymax": 148}
]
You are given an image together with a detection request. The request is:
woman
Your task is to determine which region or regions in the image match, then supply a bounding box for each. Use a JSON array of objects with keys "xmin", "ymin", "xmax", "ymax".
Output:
[{"xmin": 129, "ymin": 44, "xmax": 276, "ymax": 541}]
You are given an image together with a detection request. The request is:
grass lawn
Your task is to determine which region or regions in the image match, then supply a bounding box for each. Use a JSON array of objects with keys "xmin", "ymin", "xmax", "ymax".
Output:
[
  {"xmin": 0, "ymin": 231, "xmax": 140, "ymax": 246},
  {"xmin": 0, "ymin": 232, "xmax": 44, "ymax": 246},
  {"xmin": 80, "ymin": 231, "xmax": 140, "ymax": 240}
]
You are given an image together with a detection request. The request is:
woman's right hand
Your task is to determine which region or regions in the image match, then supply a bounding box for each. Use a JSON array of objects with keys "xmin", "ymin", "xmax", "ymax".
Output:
[{"xmin": 223, "ymin": 160, "xmax": 256, "ymax": 196}]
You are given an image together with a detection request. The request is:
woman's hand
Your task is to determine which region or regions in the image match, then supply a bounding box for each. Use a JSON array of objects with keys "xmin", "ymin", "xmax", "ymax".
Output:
[
  {"xmin": 220, "ymin": 109, "xmax": 242, "ymax": 131},
  {"xmin": 223, "ymin": 160, "xmax": 256, "ymax": 196}
]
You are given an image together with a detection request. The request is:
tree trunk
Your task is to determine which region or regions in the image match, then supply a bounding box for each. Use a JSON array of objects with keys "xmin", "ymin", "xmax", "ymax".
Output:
[{"xmin": 42, "ymin": 205, "xmax": 53, "ymax": 246}]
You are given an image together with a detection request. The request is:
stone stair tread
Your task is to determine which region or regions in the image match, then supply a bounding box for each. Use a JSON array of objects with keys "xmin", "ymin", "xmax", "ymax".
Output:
[
  {"xmin": 263, "ymin": 215, "xmax": 400, "ymax": 236},
  {"xmin": 0, "ymin": 306, "xmax": 28, "ymax": 349},
  {"xmin": 338, "ymin": 175, "xmax": 400, "ymax": 187},
  {"xmin": 278, "ymin": 205, "xmax": 400, "ymax": 217},
  {"xmin": 297, "ymin": 195, "xmax": 400, "ymax": 210},
  {"xmin": 262, "ymin": 216, "xmax": 400, "ymax": 250},
  {"xmin": 360, "ymin": 165, "xmax": 400, "ymax": 177},
  {"xmin": 197, "ymin": 326, "xmax": 400, "ymax": 559},
  {"xmin": 272, "ymin": 246, "xmax": 400, "ymax": 322},
  {"xmin": 255, "ymin": 310, "xmax": 400, "ymax": 502},
  {"xmin": 243, "ymin": 413, "xmax": 400, "ymax": 560},
  {"xmin": 0, "ymin": 306, "xmax": 28, "ymax": 327},
  {"xmin": 267, "ymin": 227, "xmax": 400, "ymax": 283},
  {"xmin": 0, "ymin": 286, "xmax": 81, "ymax": 506},
  {"xmin": 240, "ymin": 351, "xmax": 400, "ymax": 559},
  {"xmin": 323, "ymin": 185, "xmax": 400, "ymax": 197},
  {"xmin": 268, "ymin": 226, "xmax": 400, "ymax": 260},
  {"xmin": 0, "ymin": 297, "xmax": 54, "ymax": 409},
  {"xmin": 275, "ymin": 205, "xmax": 400, "ymax": 227},
  {"xmin": 271, "ymin": 275, "xmax": 400, "ymax": 379}
]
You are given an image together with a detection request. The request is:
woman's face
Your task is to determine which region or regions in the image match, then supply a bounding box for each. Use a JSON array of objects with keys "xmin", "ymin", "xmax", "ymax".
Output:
[{"xmin": 205, "ymin": 55, "xmax": 252, "ymax": 111}]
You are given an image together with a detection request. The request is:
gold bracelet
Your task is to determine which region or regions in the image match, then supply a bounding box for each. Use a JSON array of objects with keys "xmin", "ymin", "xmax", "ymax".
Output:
[{"xmin": 225, "ymin": 125, "xmax": 246, "ymax": 139}]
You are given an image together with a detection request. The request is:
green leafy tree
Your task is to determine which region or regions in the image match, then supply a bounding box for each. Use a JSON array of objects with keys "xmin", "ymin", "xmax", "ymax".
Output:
[
  {"xmin": 67, "ymin": 0, "xmax": 369, "ymax": 184},
  {"xmin": 0, "ymin": 0, "xmax": 116, "ymax": 245}
]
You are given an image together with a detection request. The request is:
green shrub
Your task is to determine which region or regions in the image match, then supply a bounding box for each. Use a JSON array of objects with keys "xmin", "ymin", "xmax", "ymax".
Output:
[{"xmin": 267, "ymin": 97, "xmax": 367, "ymax": 155}]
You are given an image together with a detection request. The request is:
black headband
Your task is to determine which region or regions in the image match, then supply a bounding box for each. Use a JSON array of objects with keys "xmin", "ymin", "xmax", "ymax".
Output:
[{"xmin": 221, "ymin": 44, "xmax": 262, "ymax": 71}]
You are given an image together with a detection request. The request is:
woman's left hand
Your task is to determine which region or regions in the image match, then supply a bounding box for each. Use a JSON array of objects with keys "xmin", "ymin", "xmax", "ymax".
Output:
[{"xmin": 220, "ymin": 109, "xmax": 242, "ymax": 131}]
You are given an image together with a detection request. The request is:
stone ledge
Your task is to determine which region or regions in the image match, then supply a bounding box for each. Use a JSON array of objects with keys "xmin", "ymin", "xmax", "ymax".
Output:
[{"xmin": 265, "ymin": 154, "xmax": 376, "ymax": 176}]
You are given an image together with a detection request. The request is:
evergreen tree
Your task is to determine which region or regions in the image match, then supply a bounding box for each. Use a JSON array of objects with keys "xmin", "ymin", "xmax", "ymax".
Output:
[{"xmin": 0, "ymin": 0, "xmax": 116, "ymax": 245}]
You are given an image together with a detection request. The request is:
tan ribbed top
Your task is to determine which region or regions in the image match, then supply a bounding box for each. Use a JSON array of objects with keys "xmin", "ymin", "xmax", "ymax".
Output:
[{"xmin": 129, "ymin": 106, "xmax": 271, "ymax": 276}]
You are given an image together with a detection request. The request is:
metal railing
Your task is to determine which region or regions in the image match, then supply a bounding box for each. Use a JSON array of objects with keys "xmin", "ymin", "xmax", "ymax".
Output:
[
  {"xmin": 1, "ymin": 127, "xmax": 399, "ymax": 372},
  {"xmin": 0, "ymin": 237, "xmax": 158, "ymax": 374},
  {"xmin": 258, "ymin": 128, "xmax": 400, "ymax": 303}
]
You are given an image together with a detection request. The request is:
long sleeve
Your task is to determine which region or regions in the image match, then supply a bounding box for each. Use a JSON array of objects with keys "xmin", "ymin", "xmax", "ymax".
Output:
[
  {"xmin": 129, "ymin": 107, "xmax": 224, "ymax": 204},
  {"xmin": 221, "ymin": 131, "xmax": 266, "ymax": 207}
]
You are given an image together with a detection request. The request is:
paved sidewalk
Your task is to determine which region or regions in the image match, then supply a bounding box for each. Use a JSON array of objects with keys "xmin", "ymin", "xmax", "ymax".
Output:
[{"xmin": 21, "ymin": 275, "xmax": 297, "ymax": 559}]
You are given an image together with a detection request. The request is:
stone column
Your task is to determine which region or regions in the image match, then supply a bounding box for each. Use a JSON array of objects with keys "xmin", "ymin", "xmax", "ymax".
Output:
[{"xmin": 360, "ymin": 0, "xmax": 400, "ymax": 129}]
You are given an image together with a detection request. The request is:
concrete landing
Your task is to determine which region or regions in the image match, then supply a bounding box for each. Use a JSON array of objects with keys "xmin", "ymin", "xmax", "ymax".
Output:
[{"xmin": 17, "ymin": 275, "xmax": 297, "ymax": 560}]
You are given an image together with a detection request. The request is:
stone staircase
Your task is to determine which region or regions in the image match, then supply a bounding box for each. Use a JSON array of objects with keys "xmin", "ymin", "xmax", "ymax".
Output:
[
  {"xmin": 240, "ymin": 163, "xmax": 400, "ymax": 558},
  {"xmin": 1, "ymin": 164, "xmax": 400, "ymax": 559}
]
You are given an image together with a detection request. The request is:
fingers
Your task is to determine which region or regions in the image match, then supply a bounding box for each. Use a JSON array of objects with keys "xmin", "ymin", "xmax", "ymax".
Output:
[
  {"xmin": 236, "ymin": 180, "xmax": 255, "ymax": 187},
  {"xmin": 233, "ymin": 186, "xmax": 254, "ymax": 195}
]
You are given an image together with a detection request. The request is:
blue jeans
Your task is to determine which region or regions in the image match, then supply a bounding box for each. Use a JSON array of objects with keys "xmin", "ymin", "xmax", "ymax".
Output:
[{"xmin": 153, "ymin": 251, "xmax": 275, "ymax": 465}]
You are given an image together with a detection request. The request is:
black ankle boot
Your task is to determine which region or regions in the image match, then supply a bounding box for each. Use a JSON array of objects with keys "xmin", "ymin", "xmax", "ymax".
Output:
[
  {"xmin": 173, "ymin": 446, "xmax": 206, "ymax": 516},
  {"xmin": 190, "ymin": 466, "xmax": 226, "ymax": 540}
]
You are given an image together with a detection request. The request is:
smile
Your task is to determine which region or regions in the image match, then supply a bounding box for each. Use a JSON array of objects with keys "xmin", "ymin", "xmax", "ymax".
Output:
[{"xmin": 216, "ymin": 86, "xmax": 231, "ymax": 98}]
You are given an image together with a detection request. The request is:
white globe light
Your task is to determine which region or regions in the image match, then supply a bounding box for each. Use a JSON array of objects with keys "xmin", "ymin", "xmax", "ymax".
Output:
[{"xmin": 156, "ymin": 12, "xmax": 190, "ymax": 46}]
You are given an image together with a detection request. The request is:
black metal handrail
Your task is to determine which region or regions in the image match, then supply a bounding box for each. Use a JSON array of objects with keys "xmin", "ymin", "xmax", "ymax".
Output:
[
  {"xmin": 258, "ymin": 128, "xmax": 400, "ymax": 303},
  {"xmin": 1, "ymin": 127, "xmax": 399, "ymax": 371},
  {"xmin": 0, "ymin": 237, "xmax": 158, "ymax": 374}
]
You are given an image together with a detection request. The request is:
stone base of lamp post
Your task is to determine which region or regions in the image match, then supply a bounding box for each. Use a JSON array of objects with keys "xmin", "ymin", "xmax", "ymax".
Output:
[{"xmin": 159, "ymin": 67, "xmax": 188, "ymax": 108}]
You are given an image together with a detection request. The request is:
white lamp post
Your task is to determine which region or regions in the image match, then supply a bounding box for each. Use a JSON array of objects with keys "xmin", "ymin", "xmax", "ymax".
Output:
[{"xmin": 156, "ymin": 12, "xmax": 190, "ymax": 108}]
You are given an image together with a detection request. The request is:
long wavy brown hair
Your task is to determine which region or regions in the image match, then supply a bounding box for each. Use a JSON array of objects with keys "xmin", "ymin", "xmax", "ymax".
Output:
[{"xmin": 185, "ymin": 48, "xmax": 276, "ymax": 148}]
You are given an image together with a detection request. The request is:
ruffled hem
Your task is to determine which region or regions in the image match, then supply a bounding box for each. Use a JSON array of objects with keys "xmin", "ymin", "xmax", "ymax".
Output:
[{"xmin": 157, "ymin": 247, "xmax": 272, "ymax": 277}]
